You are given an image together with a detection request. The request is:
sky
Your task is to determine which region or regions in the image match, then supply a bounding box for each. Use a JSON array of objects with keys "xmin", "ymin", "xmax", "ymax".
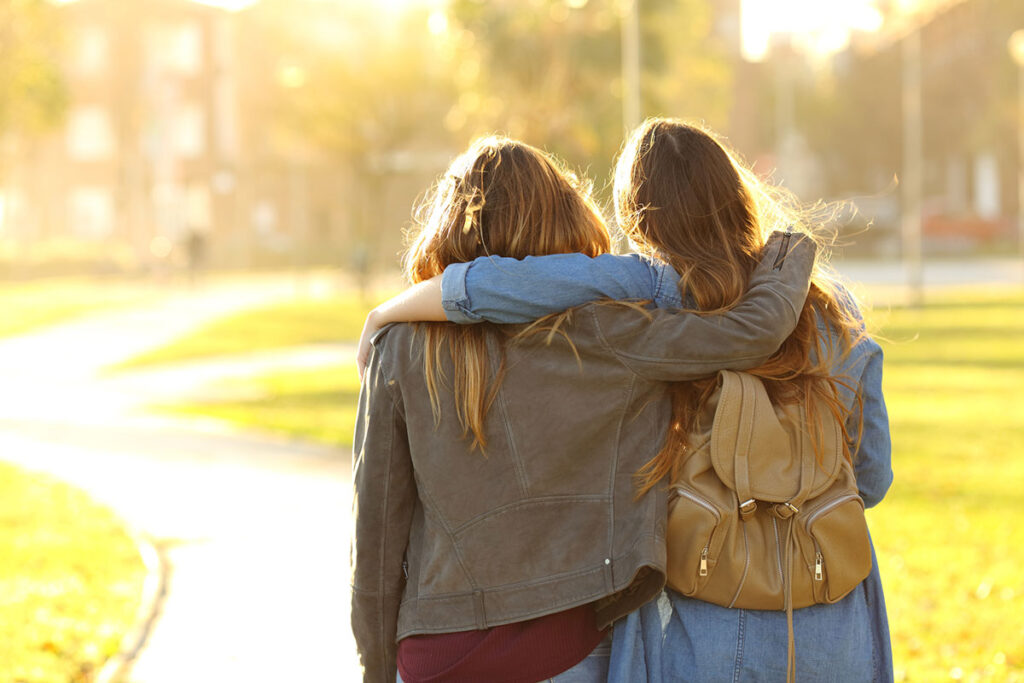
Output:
[
  {"xmin": 59, "ymin": 0, "xmax": 889, "ymax": 60},
  {"xmin": 740, "ymin": 0, "xmax": 885, "ymax": 60}
]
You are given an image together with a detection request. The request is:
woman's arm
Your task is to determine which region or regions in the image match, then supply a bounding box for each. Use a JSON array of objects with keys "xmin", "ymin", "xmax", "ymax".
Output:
[
  {"xmin": 845, "ymin": 338, "xmax": 893, "ymax": 508},
  {"xmin": 351, "ymin": 340, "xmax": 416, "ymax": 681},
  {"xmin": 590, "ymin": 232, "xmax": 816, "ymax": 381},
  {"xmin": 356, "ymin": 231, "xmax": 807, "ymax": 377},
  {"xmin": 356, "ymin": 253, "xmax": 659, "ymax": 377},
  {"xmin": 818, "ymin": 289, "xmax": 893, "ymax": 508},
  {"xmin": 357, "ymin": 277, "xmax": 446, "ymax": 378},
  {"xmin": 440, "ymin": 252, "xmax": 661, "ymax": 323}
]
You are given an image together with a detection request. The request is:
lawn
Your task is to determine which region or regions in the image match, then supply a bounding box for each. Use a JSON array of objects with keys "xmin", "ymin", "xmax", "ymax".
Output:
[
  {"xmin": 863, "ymin": 292, "xmax": 1024, "ymax": 682},
  {"xmin": 157, "ymin": 290, "xmax": 1024, "ymax": 680},
  {"xmin": 0, "ymin": 462, "xmax": 147, "ymax": 682},
  {"xmin": 0, "ymin": 278, "xmax": 156, "ymax": 339},
  {"xmin": 161, "ymin": 363, "xmax": 362, "ymax": 448},
  {"xmin": 114, "ymin": 292, "xmax": 381, "ymax": 370}
]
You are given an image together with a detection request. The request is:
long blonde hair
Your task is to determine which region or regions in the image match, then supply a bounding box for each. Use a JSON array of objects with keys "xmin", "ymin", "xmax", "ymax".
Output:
[
  {"xmin": 616, "ymin": 119, "xmax": 867, "ymax": 495},
  {"xmin": 405, "ymin": 135, "xmax": 611, "ymax": 450}
]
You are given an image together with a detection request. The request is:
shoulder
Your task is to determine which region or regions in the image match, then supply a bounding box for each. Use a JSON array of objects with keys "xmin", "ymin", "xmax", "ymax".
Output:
[{"xmin": 369, "ymin": 322, "xmax": 422, "ymax": 375}]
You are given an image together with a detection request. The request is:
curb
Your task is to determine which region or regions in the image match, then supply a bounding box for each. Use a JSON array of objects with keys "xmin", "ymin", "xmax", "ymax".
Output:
[{"xmin": 95, "ymin": 534, "xmax": 170, "ymax": 683}]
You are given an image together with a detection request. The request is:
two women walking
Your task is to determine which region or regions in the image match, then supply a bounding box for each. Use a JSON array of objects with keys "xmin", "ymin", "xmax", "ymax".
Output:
[{"xmin": 352, "ymin": 118, "xmax": 892, "ymax": 683}]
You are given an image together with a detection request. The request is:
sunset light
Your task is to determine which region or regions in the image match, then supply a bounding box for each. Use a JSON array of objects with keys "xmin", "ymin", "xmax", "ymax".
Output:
[{"xmin": 741, "ymin": 0, "xmax": 884, "ymax": 60}]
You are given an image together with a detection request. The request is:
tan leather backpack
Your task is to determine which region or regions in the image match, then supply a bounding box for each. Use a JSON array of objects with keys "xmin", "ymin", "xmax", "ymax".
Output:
[{"xmin": 665, "ymin": 370, "xmax": 872, "ymax": 681}]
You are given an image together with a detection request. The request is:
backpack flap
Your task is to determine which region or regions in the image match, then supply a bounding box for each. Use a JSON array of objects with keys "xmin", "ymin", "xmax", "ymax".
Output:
[{"xmin": 710, "ymin": 371, "xmax": 843, "ymax": 504}]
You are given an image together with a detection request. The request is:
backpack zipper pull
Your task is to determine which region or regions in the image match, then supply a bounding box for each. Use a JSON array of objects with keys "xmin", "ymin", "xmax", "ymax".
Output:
[
  {"xmin": 699, "ymin": 546, "xmax": 709, "ymax": 577},
  {"xmin": 814, "ymin": 553, "xmax": 823, "ymax": 581}
]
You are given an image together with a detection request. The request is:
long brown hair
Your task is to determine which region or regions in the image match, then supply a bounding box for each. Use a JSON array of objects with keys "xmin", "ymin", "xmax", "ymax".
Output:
[
  {"xmin": 405, "ymin": 135, "xmax": 611, "ymax": 450},
  {"xmin": 617, "ymin": 119, "xmax": 867, "ymax": 495}
]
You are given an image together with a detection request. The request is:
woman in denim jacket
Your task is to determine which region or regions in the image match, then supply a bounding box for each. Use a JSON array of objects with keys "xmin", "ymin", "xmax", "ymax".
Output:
[{"xmin": 361, "ymin": 119, "xmax": 893, "ymax": 682}]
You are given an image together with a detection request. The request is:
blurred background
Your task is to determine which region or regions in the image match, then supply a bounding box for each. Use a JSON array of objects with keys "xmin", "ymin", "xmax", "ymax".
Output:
[
  {"xmin": 1, "ymin": 0, "xmax": 1022, "ymax": 682},
  {"xmin": 1, "ymin": 0, "xmax": 1022, "ymax": 278}
]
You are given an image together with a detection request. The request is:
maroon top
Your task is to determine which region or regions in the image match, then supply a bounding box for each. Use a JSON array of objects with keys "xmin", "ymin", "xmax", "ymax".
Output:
[{"xmin": 396, "ymin": 604, "xmax": 607, "ymax": 683}]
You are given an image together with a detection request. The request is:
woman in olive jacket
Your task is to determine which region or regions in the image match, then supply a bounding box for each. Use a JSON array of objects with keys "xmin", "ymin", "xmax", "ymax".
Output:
[{"xmin": 351, "ymin": 135, "xmax": 815, "ymax": 683}]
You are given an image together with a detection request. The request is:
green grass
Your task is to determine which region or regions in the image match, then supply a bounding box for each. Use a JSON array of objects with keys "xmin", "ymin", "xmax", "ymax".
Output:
[
  {"xmin": 115, "ymin": 293, "xmax": 380, "ymax": 370},
  {"xmin": 157, "ymin": 290, "xmax": 1024, "ymax": 680},
  {"xmin": 160, "ymin": 364, "xmax": 363, "ymax": 448},
  {"xmin": 863, "ymin": 292, "xmax": 1024, "ymax": 682},
  {"xmin": 0, "ymin": 462, "xmax": 147, "ymax": 682},
  {"xmin": 0, "ymin": 278, "xmax": 155, "ymax": 339}
]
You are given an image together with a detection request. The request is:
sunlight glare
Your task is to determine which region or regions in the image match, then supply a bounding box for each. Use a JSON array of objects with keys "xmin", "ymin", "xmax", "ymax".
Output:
[
  {"xmin": 741, "ymin": 0, "xmax": 884, "ymax": 61},
  {"xmin": 427, "ymin": 10, "xmax": 448, "ymax": 36}
]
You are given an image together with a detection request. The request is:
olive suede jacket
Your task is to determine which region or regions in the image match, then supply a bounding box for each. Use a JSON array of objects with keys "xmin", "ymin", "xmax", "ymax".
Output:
[{"xmin": 351, "ymin": 232, "xmax": 816, "ymax": 682}]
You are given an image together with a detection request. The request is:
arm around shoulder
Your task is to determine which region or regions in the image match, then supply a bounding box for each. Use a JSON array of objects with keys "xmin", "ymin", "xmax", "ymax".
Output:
[
  {"xmin": 356, "ymin": 276, "xmax": 445, "ymax": 378},
  {"xmin": 593, "ymin": 231, "xmax": 817, "ymax": 382}
]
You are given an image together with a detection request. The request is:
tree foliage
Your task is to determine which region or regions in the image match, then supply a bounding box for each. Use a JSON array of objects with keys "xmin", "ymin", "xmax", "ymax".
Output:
[
  {"xmin": 447, "ymin": 0, "xmax": 733, "ymax": 192},
  {"xmin": 237, "ymin": 0, "xmax": 457, "ymax": 167},
  {"xmin": 0, "ymin": 0, "xmax": 67, "ymax": 137}
]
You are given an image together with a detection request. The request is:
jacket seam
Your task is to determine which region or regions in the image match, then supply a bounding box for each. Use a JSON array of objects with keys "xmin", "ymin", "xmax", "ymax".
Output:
[
  {"xmin": 733, "ymin": 608, "xmax": 746, "ymax": 682},
  {"xmin": 451, "ymin": 494, "xmax": 609, "ymax": 535},
  {"xmin": 606, "ymin": 374, "xmax": 637, "ymax": 588},
  {"xmin": 412, "ymin": 476, "xmax": 482, "ymax": 595},
  {"xmin": 374, "ymin": 398, "xmax": 395, "ymax": 679},
  {"xmin": 397, "ymin": 530, "xmax": 663, "ymax": 607},
  {"xmin": 590, "ymin": 305, "xmax": 642, "ymax": 377},
  {"xmin": 495, "ymin": 384, "xmax": 530, "ymax": 496}
]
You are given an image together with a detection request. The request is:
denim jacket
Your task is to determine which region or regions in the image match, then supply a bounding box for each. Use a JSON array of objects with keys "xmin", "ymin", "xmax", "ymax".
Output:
[{"xmin": 441, "ymin": 247, "xmax": 894, "ymax": 682}]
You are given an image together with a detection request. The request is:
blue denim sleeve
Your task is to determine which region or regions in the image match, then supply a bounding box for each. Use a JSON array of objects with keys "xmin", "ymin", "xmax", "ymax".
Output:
[
  {"xmin": 440, "ymin": 253, "xmax": 662, "ymax": 324},
  {"xmin": 847, "ymin": 337, "xmax": 893, "ymax": 508},
  {"xmin": 819, "ymin": 290, "xmax": 893, "ymax": 509}
]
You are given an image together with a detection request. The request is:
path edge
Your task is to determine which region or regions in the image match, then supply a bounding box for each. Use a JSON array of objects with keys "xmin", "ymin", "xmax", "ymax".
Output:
[{"xmin": 95, "ymin": 532, "xmax": 169, "ymax": 683}]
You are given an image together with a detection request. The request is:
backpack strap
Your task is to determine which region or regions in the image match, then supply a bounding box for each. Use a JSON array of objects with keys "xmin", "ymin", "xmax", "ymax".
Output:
[
  {"xmin": 719, "ymin": 371, "xmax": 760, "ymax": 519},
  {"xmin": 722, "ymin": 373, "xmax": 811, "ymax": 683}
]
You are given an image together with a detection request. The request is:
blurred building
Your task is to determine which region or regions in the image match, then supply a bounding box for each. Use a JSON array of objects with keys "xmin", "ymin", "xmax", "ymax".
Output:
[
  {"xmin": 821, "ymin": 0, "xmax": 1024, "ymax": 253},
  {"xmin": 5, "ymin": 0, "xmax": 236, "ymax": 271},
  {"xmin": 2, "ymin": 0, "xmax": 431, "ymax": 274}
]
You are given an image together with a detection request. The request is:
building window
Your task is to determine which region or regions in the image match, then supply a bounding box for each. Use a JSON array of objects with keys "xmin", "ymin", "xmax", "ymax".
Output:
[
  {"xmin": 68, "ymin": 188, "xmax": 114, "ymax": 239},
  {"xmin": 66, "ymin": 106, "xmax": 116, "ymax": 161},
  {"xmin": 147, "ymin": 23, "xmax": 204, "ymax": 76},
  {"xmin": 175, "ymin": 103, "xmax": 206, "ymax": 158},
  {"xmin": 173, "ymin": 23, "xmax": 203, "ymax": 74},
  {"xmin": 74, "ymin": 26, "xmax": 108, "ymax": 75},
  {"xmin": 973, "ymin": 153, "xmax": 1000, "ymax": 219},
  {"xmin": 186, "ymin": 183, "xmax": 211, "ymax": 229}
]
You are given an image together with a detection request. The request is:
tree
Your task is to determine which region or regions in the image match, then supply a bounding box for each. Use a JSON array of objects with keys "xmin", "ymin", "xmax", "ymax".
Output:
[
  {"xmin": 447, "ymin": 0, "xmax": 733, "ymax": 198},
  {"xmin": 0, "ymin": 0, "xmax": 67, "ymax": 140},
  {"xmin": 234, "ymin": 0, "xmax": 460, "ymax": 268}
]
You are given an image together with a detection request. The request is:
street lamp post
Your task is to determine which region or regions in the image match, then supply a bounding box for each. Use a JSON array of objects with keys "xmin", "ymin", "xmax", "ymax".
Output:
[
  {"xmin": 902, "ymin": 25, "xmax": 924, "ymax": 306},
  {"xmin": 1008, "ymin": 29, "xmax": 1024, "ymax": 279},
  {"xmin": 621, "ymin": 0, "xmax": 641, "ymax": 133}
]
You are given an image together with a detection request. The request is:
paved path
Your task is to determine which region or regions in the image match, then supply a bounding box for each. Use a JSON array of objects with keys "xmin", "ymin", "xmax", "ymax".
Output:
[
  {"xmin": 833, "ymin": 257, "xmax": 1024, "ymax": 305},
  {"xmin": 0, "ymin": 277, "xmax": 361, "ymax": 682}
]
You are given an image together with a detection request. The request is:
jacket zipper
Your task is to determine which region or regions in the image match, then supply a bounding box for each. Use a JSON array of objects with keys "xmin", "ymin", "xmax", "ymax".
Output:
[
  {"xmin": 804, "ymin": 494, "xmax": 860, "ymax": 583},
  {"xmin": 674, "ymin": 487, "xmax": 720, "ymax": 577},
  {"xmin": 402, "ymin": 559, "xmax": 409, "ymax": 580},
  {"xmin": 772, "ymin": 225, "xmax": 794, "ymax": 270},
  {"xmin": 804, "ymin": 493, "xmax": 859, "ymax": 528}
]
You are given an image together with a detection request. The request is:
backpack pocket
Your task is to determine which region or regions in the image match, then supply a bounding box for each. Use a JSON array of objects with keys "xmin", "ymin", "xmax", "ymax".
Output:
[
  {"xmin": 802, "ymin": 494, "xmax": 872, "ymax": 604},
  {"xmin": 666, "ymin": 487, "xmax": 725, "ymax": 596}
]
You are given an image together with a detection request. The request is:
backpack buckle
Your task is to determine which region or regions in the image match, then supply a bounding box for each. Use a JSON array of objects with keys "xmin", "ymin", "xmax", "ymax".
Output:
[
  {"xmin": 739, "ymin": 499, "xmax": 757, "ymax": 520},
  {"xmin": 772, "ymin": 502, "xmax": 800, "ymax": 519}
]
